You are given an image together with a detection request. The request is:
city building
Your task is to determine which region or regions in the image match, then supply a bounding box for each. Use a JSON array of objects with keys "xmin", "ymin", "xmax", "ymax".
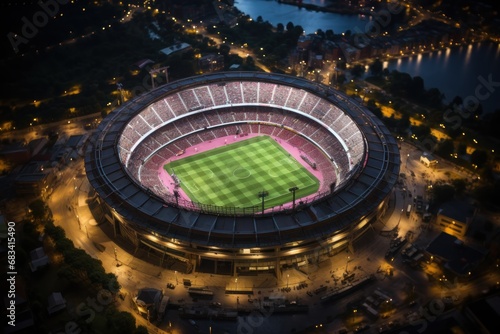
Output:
[
  {"xmin": 420, "ymin": 152, "xmax": 438, "ymax": 167},
  {"xmin": 134, "ymin": 288, "xmax": 162, "ymax": 319},
  {"xmin": 160, "ymin": 42, "xmax": 192, "ymax": 57},
  {"xmin": 425, "ymin": 232, "xmax": 486, "ymax": 278},
  {"xmin": 46, "ymin": 292, "xmax": 67, "ymax": 316},
  {"xmin": 29, "ymin": 247, "xmax": 49, "ymax": 272},
  {"xmin": 198, "ymin": 53, "xmax": 225, "ymax": 73},
  {"xmin": 435, "ymin": 199, "xmax": 477, "ymax": 237},
  {"xmin": 14, "ymin": 162, "xmax": 55, "ymax": 197}
]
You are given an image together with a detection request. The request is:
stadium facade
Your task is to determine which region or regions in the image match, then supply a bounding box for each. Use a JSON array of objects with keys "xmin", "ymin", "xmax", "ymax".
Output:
[{"xmin": 84, "ymin": 72, "xmax": 400, "ymax": 277}]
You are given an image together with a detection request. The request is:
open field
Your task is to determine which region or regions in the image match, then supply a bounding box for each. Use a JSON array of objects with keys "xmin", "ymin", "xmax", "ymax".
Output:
[{"xmin": 164, "ymin": 136, "xmax": 320, "ymax": 209}]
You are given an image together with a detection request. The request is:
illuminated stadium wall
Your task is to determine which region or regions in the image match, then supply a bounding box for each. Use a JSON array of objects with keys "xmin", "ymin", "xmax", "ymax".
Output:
[{"xmin": 85, "ymin": 72, "xmax": 400, "ymax": 277}]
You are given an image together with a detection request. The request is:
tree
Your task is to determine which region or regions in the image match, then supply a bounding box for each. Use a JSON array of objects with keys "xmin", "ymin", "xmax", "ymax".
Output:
[
  {"xmin": 398, "ymin": 114, "xmax": 411, "ymax": 132},
  {"xmin": 369, "ymin": 59, "xmax": 383, "ymax": 77},
  {"xmin": 481, "ymin": 109, "xmax": 500, "ymax": 139},
  {"xmin": 286, "ymin": 21, "xmax": 294, "ymax": 31},
  {"xmin": 435, "ymin": 139, "xmax": 455, "ymax": 157},
  {"xmin": 470, "ymin": 149, "xmax": 488, "ymax": 169},
  {"xmin": 325, "ymin": 29, "xmax": 335, "ymax": 40},
  {"xmin": 457, "ymin": 142, "xmax": 467, "ymax": 155},
  {"xmin": 452, "ymin": 179, "xmax": 467, "ymax": 195},
  {"xmin": 134, "ymin": 326, "xmax": 149, "ymax": 334},
  {"xmin": 28, "ymin": 199, "xmax": 48, "ymax": 223},
  {"xmin": 293, "ymin": 25, "xmax": 304, "ymax": 37},
  {"xmin": 218, "ymin": 44, "xmax": 230, "ymax": 56},
  {"xmin": 450, "ymin": 95, "xmax": 463, "ymax": 107},
  {"xmin": 350, "ymin": 64, "xmax": 365, "ymax": 79},
  {"xmin": 431, "ymin": 184, "xmax": 455, "ymax": 205},
  {"xmin": 413, "ymin": 124, "xmax": 431, "ymax": 139},
  {"xmin": 45, "ymin": 224, "xmax": 66, "ymax": 242},
  {"xmin": 388, "ymin": 70, "xmax": 412, "ymax": 96},
  {"xmin": 107, "ymin": 310, "xmax": 137, "ymax": 334},
  {"xmin": 316, "ymin": 29, "xmax": 325, "ymax": 39},
  {"xmin": 410, "ymin": 76, "xmax": 425, "ymax": 100},
  {"xmin": 473, "ymin": 181, "xmax": 500, "ymax": 208},
  {"xmin": 425, "ymin": 87, "xmax": 444, "ymax": 108},
  {"xmin": 336, "ymin": 74, "xmax": 346, "ymax": 86},
  {"xmin": 276, "ymin": 23, "xmax": 284, "ymax": 33},
  {"xmin": 245, "ymin": 56, "xmax": 255, "ymax": 68},
  {"xmin": 366, "ymin": 99, "xmax": 383, "ymax": 119}
]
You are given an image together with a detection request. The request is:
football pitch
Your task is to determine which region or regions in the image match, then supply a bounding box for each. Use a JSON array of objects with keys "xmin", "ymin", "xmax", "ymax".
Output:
[{"xmin": 163, "ymin": 136, "xmax": 320, "ymax": 210}]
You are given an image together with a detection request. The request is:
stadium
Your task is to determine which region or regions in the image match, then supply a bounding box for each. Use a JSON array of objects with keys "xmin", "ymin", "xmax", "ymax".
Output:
[{"xmin": 84, "ymin": 72, "xmax": 400, "ymax": 277}]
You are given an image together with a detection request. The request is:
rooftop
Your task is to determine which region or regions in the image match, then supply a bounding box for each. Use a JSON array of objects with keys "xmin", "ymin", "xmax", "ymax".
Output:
[
  {"xmin": 426, "ymin": 232, "xmax": 486, "ymax": 275},
  {"xmin": 437, "ymin": 199, "xmax": 476, "ymax": 223},
  {"xmin": 160, "ymin": 42, "xmax": 192, "ymax": 56}
]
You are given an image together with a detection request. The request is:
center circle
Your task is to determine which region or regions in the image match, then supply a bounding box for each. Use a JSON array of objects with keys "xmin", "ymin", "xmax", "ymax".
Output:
[
  {"xmin": 268, "ymin": 168, "xmax": 279, "ymax": 177},
  {"xmin": 200, "ymin": 168, "xmax": 214, "ymax": 178},
  {"xmin": 233, "ymin": 167, "xmax": 251, "ymax": 179}
]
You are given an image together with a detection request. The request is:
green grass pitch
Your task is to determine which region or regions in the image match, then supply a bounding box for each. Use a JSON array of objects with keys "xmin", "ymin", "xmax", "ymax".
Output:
[{"xmin": 163, "ymin": 135, "xmax": 320, "ymax": 210}]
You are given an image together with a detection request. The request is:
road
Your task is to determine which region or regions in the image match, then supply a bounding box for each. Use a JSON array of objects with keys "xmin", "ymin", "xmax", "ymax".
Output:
[{"xmin": 199, "ymin": 25, "xmax": 271, "ymax": 73}]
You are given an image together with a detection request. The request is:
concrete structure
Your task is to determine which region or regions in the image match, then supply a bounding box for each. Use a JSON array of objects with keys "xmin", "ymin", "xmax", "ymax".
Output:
[
  {"xmin": 29, "ymin": 247, "xmax": 49, "ymax": 272},
  {"xmin": 420, "ymin": 152, "xmax": 438, "ymax": 167},
  {"xmin": 47, "ymin": 292, "xmax": 66, "ymax": 315},
  {"xmin": 85, "ymin": 72, "xmax": 400, "ymax": 278},
  {"xmin": 425, "ymin": 232, "xmax": 486, "ymax": 278},
  {"xmin": 198, "ymin": 53, "xmax": 224, "ymax": 73},
  {"xmin": 14, "ymin": 162, "xmax": 55, "ymax": 197},
  {"xmin": 435, "ymin": 199, "xmax": 477, "ymax": 237},
  {"xmin": 134, "ymin": 288, "xmax": 162, "ymax": 319},
  {"xmin": 160, "ymin": 42, "xmax": 192, "ymax": 57}
]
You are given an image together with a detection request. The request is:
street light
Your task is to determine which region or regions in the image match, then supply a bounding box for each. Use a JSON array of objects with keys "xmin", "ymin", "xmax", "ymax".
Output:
[
  {"xmin": 235, "ymin": 278, "xmax": 238, "ymax": 291},
  {"xmin": 175, "ymin": 270, "xmax": 178, "ymax": 285},
  {"xmin": 345, "ymin": 256, "xmax": 350, "ymax": 274},
  {"xmin": 289, "ymin": 186, "xmax": 299, "ymax": 210},
  {"xmin": 258, "ymin": 191, "xmax": 268, "ymax": 214},
  {"xmin": 114, "ymin": 247, "xmax": 118, "ymax": 261},
  {"xmin": 173, "ymin": 190, "xmax": 179, "ymax": 207}
]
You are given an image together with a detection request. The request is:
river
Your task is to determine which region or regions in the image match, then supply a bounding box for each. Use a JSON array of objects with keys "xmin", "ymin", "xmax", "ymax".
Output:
[
  {"xmin": 234, "ymin": 0, "xmax": 500, "ymax": 113},
  {"xmin": 234, "ymin": 0, "xmax": 373, "ymax": 35},
  {"xmin": 383, "ymin": 42, "xmax": 500, "ymax": 112}
]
